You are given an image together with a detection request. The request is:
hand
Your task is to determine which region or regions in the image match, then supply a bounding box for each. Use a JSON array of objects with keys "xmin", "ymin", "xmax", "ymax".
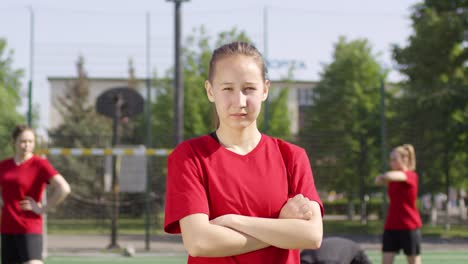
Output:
[
  {"xmin": 19, "ymin": 196, "xmax": 44, "ymax": 215},
  {"xmin": 210, "ymin": 214, "xmax": 236, "ymax": 227},
  {"xmin": 375, "ymin": 174, "xmax": 386, "ymax": 185},
  {"xmin": 279, "ymin": 194, "xmax": 313, "ymax": 220}
]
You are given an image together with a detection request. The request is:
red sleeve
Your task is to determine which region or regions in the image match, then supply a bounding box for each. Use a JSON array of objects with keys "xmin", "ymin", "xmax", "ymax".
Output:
[
  {"xmin": 404, "ymin": 171, "xmax": 418, "ymax": 187},
  {"xmin": 38, "ymin": 157, "xmax": 59, "ymax": 183},
  {"xmin": 164, "ymin": 142, "xmax": 209, "ymax": 234},
  {"xmin": 287, "ymin": 147, "xmax": 324, "ymax": 217}
]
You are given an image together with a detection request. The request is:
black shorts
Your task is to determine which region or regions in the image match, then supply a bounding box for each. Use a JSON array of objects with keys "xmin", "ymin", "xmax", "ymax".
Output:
[
  {"xmin": 382, "ymin": 229, "xmax": 421, "ymax": 256},
  {"xmin": 1, "ymin": 234, "xmax": 43, "ymax": 263}
]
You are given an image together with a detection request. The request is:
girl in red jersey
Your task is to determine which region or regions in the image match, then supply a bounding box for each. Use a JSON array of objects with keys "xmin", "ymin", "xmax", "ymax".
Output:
[
  {"xmin": 0, "ymin": 125, "xmax": 71, "ymax": 264},
  {"xmin": 164, "ymin": 41, "xmax": 323, "ymax": 264},
  {"xmin": 375, "ymin": 144, "xmax": 422, "ymax": 264}
]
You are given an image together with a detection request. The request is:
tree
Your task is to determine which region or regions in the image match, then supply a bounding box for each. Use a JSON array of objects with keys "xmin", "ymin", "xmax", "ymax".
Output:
[
  {"xmin": 263, "ymin": 67, "xmax": 295, "ymax": 140},
  {"xmin": 48, "ymin": 56, "xmax": 112, "ymax": 198},
  {"xmin": 267, "ymin": 87, "xmax": 291, "ymax": 139},
  {"xmin": 0, "ymin": 38, "xmax": 25, "ymax": 159},
  {"xmin": 299, "ymin": 37, "xmax": 387, "ymax": 221},
  {"xmin": 391, "ymin": 0, "xmax": 468, "ymax": 193}
]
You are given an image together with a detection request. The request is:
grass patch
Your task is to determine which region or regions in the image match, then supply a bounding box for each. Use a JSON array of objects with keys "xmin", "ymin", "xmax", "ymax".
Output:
[
  {"xmin": 47, "ymin": 218, "xmax": 164, "ymax": 235},
  {"xmin": 366, "ymin": 250, "xmax": 468, "ymax": 264},
  {"xmin": 44, "ymin": 251, "xmax": 468, "ymax": 264},
  {"xmin": 46, "ymin": 256, "xmax": 188, "ymax": 264},
  {"xmin": 324, "ymin": 220, "xmax": 468, "ymax": 238},
  {"xmin": 421, "ymin": 224, "xmax": 468, "ymax": 238},
  {"xmin": 324, "ymin": 220, "xmax": 383, "ymax": 235},
  {"xmin": 48, "ymin": 218, "xmax": 468, "ymax": 239}
]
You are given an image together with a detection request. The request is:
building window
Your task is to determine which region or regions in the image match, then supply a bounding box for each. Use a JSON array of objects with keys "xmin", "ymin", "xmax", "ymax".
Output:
[{"xmin": 298, "ymin": 87, "xmax": 314, "ymax": 106}]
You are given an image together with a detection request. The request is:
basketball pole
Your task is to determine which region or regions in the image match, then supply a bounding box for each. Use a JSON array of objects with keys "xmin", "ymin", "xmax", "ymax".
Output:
[{"xmin": 144, "ymin": 11, "xmax": 152, "ymax": 251}]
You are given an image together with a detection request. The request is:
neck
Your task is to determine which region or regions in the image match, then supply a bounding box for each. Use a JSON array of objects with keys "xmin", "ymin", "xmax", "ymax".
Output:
[
  {"xmin": 14, "ymin": 153, "xmax": 33, "ymax": 163},
  {"xmin": 397, "ymin": 165, "xmax": 409, "ymax": 171},
  {"xmin": 216, "ymin": 126, "xmax": 261, "ymax": 153}
]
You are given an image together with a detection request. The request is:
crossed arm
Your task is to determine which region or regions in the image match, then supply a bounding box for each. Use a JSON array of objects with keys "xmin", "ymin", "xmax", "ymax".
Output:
[
  {"xmin": 375, "ymin": 171, "xmax": 407, "ymax": 185},
  {"xmin": 179, "ymin": 194, "xmax": 323, "ymax": 257}
]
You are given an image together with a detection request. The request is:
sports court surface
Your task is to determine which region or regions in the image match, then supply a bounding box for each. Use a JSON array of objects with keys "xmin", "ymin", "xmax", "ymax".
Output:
[{"xmin": 44, "ymin": 250, "xmax": 468, "ymax": 264}]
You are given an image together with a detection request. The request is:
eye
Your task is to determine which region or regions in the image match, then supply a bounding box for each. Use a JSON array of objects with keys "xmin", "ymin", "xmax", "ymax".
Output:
[{"xmin": 222, "ymin": 87, "xmax": 233, "ymax": 91}]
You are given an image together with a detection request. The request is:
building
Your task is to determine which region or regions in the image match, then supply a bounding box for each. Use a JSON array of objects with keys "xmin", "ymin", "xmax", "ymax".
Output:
[{"xmin": 48, "ymin": 73, "xmax": 317, "ymax": 136}]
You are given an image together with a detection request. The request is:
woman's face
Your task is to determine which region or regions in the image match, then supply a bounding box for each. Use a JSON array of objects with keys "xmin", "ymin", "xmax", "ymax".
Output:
[
  {"xmin": 14, "ymin": 130, "xmax": 35, "ymax": 156},
  {"xmin": 205, "ymin": 55, "xmax": 269, "ymax": 131},
  {"xmin": 390, "ymin": 150, "xmax": 404, "ymax": 170}
]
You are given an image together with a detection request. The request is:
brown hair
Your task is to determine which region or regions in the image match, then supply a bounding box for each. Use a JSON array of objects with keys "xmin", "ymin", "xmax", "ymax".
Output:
[
  {"xmin": 208, "ymin": 41, "xmax": 268, "ymax": 82},
  {"xmin": 11, "ymin": 124, "xmax": 34, "ymax": 141},
  {"xmin": 394, "ymin": 144, "xmax": 416, "ymax": 170}
]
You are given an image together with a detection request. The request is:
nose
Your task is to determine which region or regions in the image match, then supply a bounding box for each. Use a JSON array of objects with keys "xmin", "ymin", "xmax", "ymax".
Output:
[{"xmin": 234, "ymin": 90, "xmax": 247, "ymax": 108}]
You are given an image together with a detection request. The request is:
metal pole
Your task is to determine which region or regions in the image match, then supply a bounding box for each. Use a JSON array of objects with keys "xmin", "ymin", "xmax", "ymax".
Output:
[
  {"xmin": 263, "ymin": 5, "xmax": 269, "ymax": 133},
  {"xmin": 380, "ymin": 79, "xmax": 388, "ymax": 219},
  {"xmin": 109, "ymin": 95, "xmax": 123, "ymax": 249},
  {"xmin": 28, "ymin": 7, "xmax": 34, "ymax": 126},
  {"xmin": 144, "ymin": 11, "xmax": 152, "ymax": 251},
  {"xmin": 168, "ymin": 0, "xmax": 188, "ymax": 145},
  {"xmin": 42, "ymin": 190, "xmax": 48, "ymax": 259}
]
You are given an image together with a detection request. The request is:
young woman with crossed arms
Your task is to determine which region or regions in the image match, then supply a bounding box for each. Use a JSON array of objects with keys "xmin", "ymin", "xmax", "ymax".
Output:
[{"xmin": 164, "ymin": 41, "xmax": 323, "ymax": 263}]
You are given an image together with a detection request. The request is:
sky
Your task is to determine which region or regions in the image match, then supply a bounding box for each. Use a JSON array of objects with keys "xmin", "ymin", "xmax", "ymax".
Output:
[{"xmin": 0, "ymin": 0, "xmax": 420, "ymax": 136}]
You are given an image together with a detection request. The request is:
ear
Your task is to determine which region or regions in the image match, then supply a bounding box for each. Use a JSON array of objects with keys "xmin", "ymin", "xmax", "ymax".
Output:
[
  {"xmin": 262, "ymin": 80, "xmax": 270, "ymax": 102},
  {"xmin": 205, "ymin": 80, "xmax": 215, "ymax": 102}
]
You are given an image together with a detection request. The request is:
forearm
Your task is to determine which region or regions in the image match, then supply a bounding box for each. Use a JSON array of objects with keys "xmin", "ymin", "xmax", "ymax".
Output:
[
  {"xmin": 44, "ymin": 189, "xmax": 69, "ymax": 211},
  {"xmin": 180, "ymin": 214, "xmax": 269, "ymax": 257},
  {"xmin": 382, "ymin": 171, "xmax": 406, "ymax": 182},
  {"xmin": 227, "ymin": 215, "xmax": 322, "ymax": 249},
  {"xmin": 44, "ymin": 177, "xmax": 71, "ymax": 212}
]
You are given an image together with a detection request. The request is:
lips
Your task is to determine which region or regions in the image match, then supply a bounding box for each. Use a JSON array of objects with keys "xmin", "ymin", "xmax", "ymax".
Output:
[{"xmin": 230, "ymin": 113, "xmax": 247, "ymax": 117}]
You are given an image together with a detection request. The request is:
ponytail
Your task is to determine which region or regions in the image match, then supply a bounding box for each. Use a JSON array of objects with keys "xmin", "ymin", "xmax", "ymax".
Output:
[
  {"xmin": 393, "ymin": 144, "xmax": 416, "ymax": 170},
  {"xmin": 402, "ymin": 144, "xmax": 416, "ymax": 170}
]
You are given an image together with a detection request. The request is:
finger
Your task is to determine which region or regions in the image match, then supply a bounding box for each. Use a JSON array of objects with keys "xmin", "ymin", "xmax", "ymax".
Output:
[
  {"xmin": 296, "ymin": 194, "xmax": 310, "ymax": 203},
  {"xmin": 303, "ymin": 211, "xmax": 313, "ymax": 220},
  {"xmin": 293, "ymin": 194, "xmax": 304, "ymax": 200},
  {"xmin": 19, "ymin": 200, "xmax": 31, "ymax": 207},
  {"xmin": 295, "ymin": 197, "xmax": 310, "ymax": 208},
  {"xmin": 24, "ymin": 196, "xmax": 35, "ymax": 202},
  {"xmin": 300, "ymin": 203, "xmax": 311, "ymax": 212},
  {"xmin": 20, "ymin": 205, "xmax": 32, "ymax": 211}
]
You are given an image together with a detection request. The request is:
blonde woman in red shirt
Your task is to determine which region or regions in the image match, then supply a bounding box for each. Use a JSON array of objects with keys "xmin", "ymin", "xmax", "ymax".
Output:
[{"xmin": 375, "ymin": 144, "xmax": 422, "ymax": 264}]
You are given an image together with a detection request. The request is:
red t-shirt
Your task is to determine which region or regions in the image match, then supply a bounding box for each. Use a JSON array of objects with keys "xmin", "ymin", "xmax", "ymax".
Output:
[
  {"xmin": 164, "ymin": 134, "xmax": 323, "ymax": 264},
  {"xmin": 384, "ymin": 170, "xmax": 422, "ymax": 230},
  {"xmin": 0, "ymin": 155, "xmax": 58, "ymax": 234}
]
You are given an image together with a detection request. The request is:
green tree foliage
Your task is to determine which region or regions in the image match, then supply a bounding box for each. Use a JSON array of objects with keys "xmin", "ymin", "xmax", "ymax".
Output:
[
  {"xmin": 300, "ymin": 37, "xmax": 386, "ymax": 199},
  {"xmin": 0, "ymin": 38, "xmax": 25, "ymax": 159},
  {"xmin": 49, "ymin": 58, "xmax": 112, "ymax": 148},
  {"xmin": 48, "ymin": 56, "xmax": 112, "ymax": 198},
  {"xmin": 263, "ymin": 67, "xmax": 294, "ymax": 140},
  {"xmin": 392, "ymin": 0, "xmax": 468, "ymax": 192},
  {"xmin": 266, "ymin": 87, "xmax": 291, "ymax": 139}
]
